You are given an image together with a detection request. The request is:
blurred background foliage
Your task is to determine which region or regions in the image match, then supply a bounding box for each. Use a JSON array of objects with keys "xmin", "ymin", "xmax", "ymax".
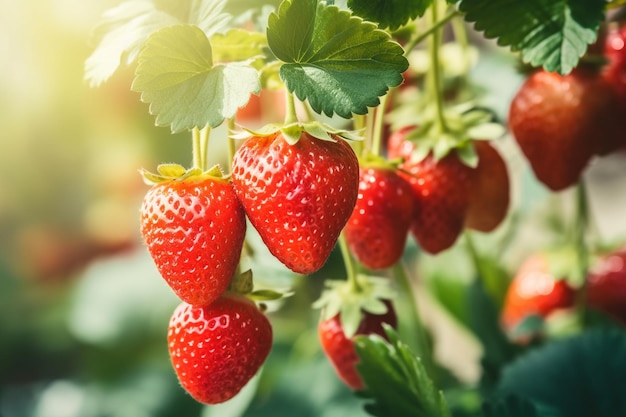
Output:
[{"xmin": 2, "ymin": 1, "xmax": 626, "ymax": 417}]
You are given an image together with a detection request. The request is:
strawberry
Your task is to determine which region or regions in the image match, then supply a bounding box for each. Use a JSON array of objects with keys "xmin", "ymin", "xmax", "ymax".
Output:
[
  {"xmin": 465, "ymin": 141, "xmax": 510, "ymax": 233},
  {"xmin": 140, "ymin": 174, "xmax": 246, "ymax": 306},
  {"xmin": 318, "ymin": 300, "xmax": 397, "ymax": 390},
  {"xmin": 168, "ymin": 293, "xmax": 272, "ymax": 404},
  {"xmin": 508, "ymin": 68, "xmax": 619, "ymax": 190},
  {"xmin": 344, "ymin": 164, "xmax": 416, "ymax": 269},
  {"xmin": 386, "ymin": 125, "xmax": 417, "ymax": 161},
  {"xmin": 501, "ymin": 253, "xmax": 576, "ymax": 333},
  {"xmin": 399, "ymin": 150, "xmax": 473, "ymax": 255},
  {"xmin": 586, "ymin": 248, "xmax": 626, "ymax": 325},
  {"xmin": 231, "ymin": 131, "xmax": 359, "ymax": 274}
]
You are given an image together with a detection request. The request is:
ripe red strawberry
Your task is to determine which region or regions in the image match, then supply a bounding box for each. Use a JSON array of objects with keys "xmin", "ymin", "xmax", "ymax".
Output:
[
  {"xmin": 140, "ymin": 175, "xmax": 246, "ymax": 306},
  {"xmin": 399, "ymin": 151, "xmax": 473, "ymax": 255},
  {"xmin": 586, "ymin": 248, "xmax": 626, "ymax": 325},
  {"xmin": 501, "ymin": 253, "xmax": 576, "ymax": 332},
  {"xmin": 344, "ymin": 165, "xmax": 416, "ymax": 269},
  {"xmin": 386, "ymin": 125, "xmax": 417, "ymax": 160},
  {"xmin": 465, "ymin": 141, "xmax": 510, "ymax": 233},
  {"xmin": 168, "ymin": 293, "xmax": 272, "ymax": 404},
  {"xmin": 231, "ymin": 131, "xmax": 359, "ymax": 274},
  {"xmin": 318, "ymin": 301, "xmax": 397, "ymax": 390},
  {"xmin": 508, "ymin": 68, "xmax": 619, "ymax": 190}
]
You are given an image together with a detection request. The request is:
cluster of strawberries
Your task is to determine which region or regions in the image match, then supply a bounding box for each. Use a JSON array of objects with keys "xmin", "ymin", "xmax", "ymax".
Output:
[
  {"xmin": 139, "ymin": 115, "xmax": 516, "ymax": 398},
  {"xmin": 501, "ymin": 247, "xmax": 626, "ymax": 341},
  {"xmin": 138, "ymin": 22, "xmax": 626, "ymax": 401},
  {"xmin": 509, "ymin": 21, "xmax": 626, "ymax": 191}
]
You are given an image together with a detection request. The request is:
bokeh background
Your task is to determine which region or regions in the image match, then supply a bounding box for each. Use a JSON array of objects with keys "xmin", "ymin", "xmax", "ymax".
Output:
[{"xmin": 2, "ymin": 1, "xmax": 626, "ymax": 417}]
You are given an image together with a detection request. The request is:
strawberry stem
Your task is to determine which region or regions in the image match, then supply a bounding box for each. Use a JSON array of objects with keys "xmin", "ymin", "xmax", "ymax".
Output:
[
  {"xmin": 227, "ymin": 118, "xmax": 237, "ymax": 174},
  {"xmin": 402, "ymin": 9, "xmax": 460, "ymax": 56},
  {"xmin": 370, "ymin": 94, "xmax": 390, "ymax": 157},
  {"xmin": 352, "ymin": 114, "xmax": 367, "ymax": 157},
  {"xmin": 338, "ymin": 233, "xmax": 362, "ymax": 293},
  {"xmin": 284, "ymin": 90, "xmax": 299, "ymax": 125},
  {"xmin": 192, "ymin": 126, "xmax": 211, "ymax": 171},
  {"xmin": 428, "ymin": 2, "xmax": 449, "ymax": 135}
]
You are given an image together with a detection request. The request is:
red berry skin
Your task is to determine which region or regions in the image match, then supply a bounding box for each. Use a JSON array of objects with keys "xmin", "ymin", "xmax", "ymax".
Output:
[
  {"xmin": 501, "ymin": 254, "xmax": 576, "ymax": 332},
  {"xmin": 344, "ymin": 166, "xmax": 416, "ymax": 270},
  {"xmin": 387, "ymin": 125, "xmax": 418, "ymax": 161},
  {"xmin": 140, "ymin": 177, "xmax": 246, "ymax": 306},
  {"xmin": 508, "ymin": 68, "xmax": 619, "ymax": 190},
  {"xmin": 167, "ymin": 293, "xmax": 273, "ymax": 404},
  {"xmin": 465, "ymin": 141, "xmax": 510, "ymax": 233},
  {"xmin": 318, "ymin": 302, "xmax": 397, "ymax": 390},
  {"xmin": 231, "ymin": 131, "xmax": 359, "ymax": 274},
  {"xmin": 399, "ymin": 151, "xmax": 473, "ymax": 255},
  {"xmin": 586, "ymin": 249, "xmax": 626, "ymax": 325}
]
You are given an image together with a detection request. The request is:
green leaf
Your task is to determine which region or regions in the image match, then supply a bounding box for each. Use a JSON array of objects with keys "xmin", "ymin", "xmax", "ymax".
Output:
[
  {"xmin": 466, "ymin": 279, "xmax": 521, "ymax": 393},
  {"xmin": 211, "ymin": 28, "xmax": 268, "ymax": 63},
  {"xmin": 347, "ymin": 0, "xmax": 432, "ymax": 30},
  {"xmin": 495, "ymin": 328, "xmax": 626, "ymax": 417},
  {"xmin": 354, "ymin": 326, "xmax": 451, "ymax": 417},
  {"xmin": 458, "ymin": 0, "xmax": 605, "ymax": 74},
  {"xmin": 267, "ymin": 0, "xmax": 408, "ymax": 118},
  {"xmin": 132, "ymin": 24, "xmax": 260, "ymax": 132},
  {"xmin": 85, "ymin": 1, "xmax": 179, "ymax": 87},
  {"xmin": 85, "ymin": 0, "xmax": 231, "ymax": 87},
  {"xmin": 482, "ymin": 395, "xmax": 559, "ymax": 417}
]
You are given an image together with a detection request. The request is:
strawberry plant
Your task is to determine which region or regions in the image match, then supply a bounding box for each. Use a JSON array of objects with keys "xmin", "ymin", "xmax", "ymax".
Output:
[{"xmin": 82, "ymin": 0, "xmax": 626, "ymax": 416}]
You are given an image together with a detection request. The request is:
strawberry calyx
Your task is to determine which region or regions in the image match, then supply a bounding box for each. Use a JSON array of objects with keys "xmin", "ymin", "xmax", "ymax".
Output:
[
  {"xmin": 140, "ymin": 163, "xmax": 227, "ymax": 185},
  {"xmin": 313, "ymin": 275, "xmax": 395, "ymax": 338},
  {"xmin": 359, "ymin": 152, "xmax": 403, "ymax": 170},
  {"xmin": 401, "ymin": 103, "xmax": 505, "ymax": 167},
  {"xmin": 231, "ymin": 120, "xmax": 363, "ymax": 145},
  {"xmin": 228, "ymin": 268, "xmax": 292, "ymax": 302}
]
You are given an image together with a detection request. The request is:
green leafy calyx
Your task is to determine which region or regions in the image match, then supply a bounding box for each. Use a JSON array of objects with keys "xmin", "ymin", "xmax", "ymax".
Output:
[{"xmin": 313, "ymin": 275, "xmax": 395, "ymax": 338}]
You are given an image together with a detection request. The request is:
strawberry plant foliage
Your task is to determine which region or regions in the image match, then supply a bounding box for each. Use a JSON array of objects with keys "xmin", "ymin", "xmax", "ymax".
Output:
[
  {"xmin": 346, "ymin": 0, "xmax": 431, "ymax": 30},
  {"xmin": 85, "ymin": 0, "xmax": 231, "ymax": 87},
  {"xmin": 458, "ymin": 0, "xmax": 605, "ymax": 75},
  {"xmin": 354, "ymin": 326, "xmax": 451, "ymax": 417},
  {"xmin": 131, "ymin": 24, "xmax": 260, "ymax": 132},
  {"xmin": 267, "ymin": 0, "xmax": 408, "ymax": 118}
]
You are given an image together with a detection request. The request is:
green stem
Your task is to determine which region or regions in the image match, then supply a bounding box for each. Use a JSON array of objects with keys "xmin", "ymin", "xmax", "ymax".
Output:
[
  {"xmin": 392, "ymin": 262, "xmax": 434, "ymax": 375},
  {"xmin": 428, "ymin": 3, "xmax": 448, "ymax": 134},
  {"xmin": 352, "ymin": 113, "xmax": 367, "ymax": 157},
  {"xmin": 284, "ymin": 90, "xmax": 299, "ymax": 125},
  {"xmin": 338, "ymin": 233, "xmax": 361, "ymax": 293},
  {"xmin": 192, "ymin": 128, "xmax": 203, "ymax": 170},
  {"xmin": 192, "ymin": 126, "xmax": 211, "ymax": 171},
  {"xmin": 227, "ymin": 118, "xmax": 237, "ymax": 174},
  {"xmin": 371, "ymin": 94, "xmax": 389, "ymax": 157},
  {"xmin": 402, "ymin": 9, "xmax": 460, "ymax": 57}
]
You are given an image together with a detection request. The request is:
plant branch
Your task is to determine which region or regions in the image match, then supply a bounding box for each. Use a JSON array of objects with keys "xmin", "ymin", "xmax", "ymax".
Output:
[
  {"xmin": 284, "ymin": 90, "xmax": 299, "ymax": 125},
  {"xmin": 403, "ymin": 9, "xmax": 460, "ymax": 57},
  {"xmin": 371, "ymin": 94, "xmax": 390, "ymax": 157},
  {"xmin": 428, "ymin": 3, "xmax": 448, "ymax": 134},
  {"xmin": 338, "ymin": 233, "xmax": 362, "ymax": 293}
]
